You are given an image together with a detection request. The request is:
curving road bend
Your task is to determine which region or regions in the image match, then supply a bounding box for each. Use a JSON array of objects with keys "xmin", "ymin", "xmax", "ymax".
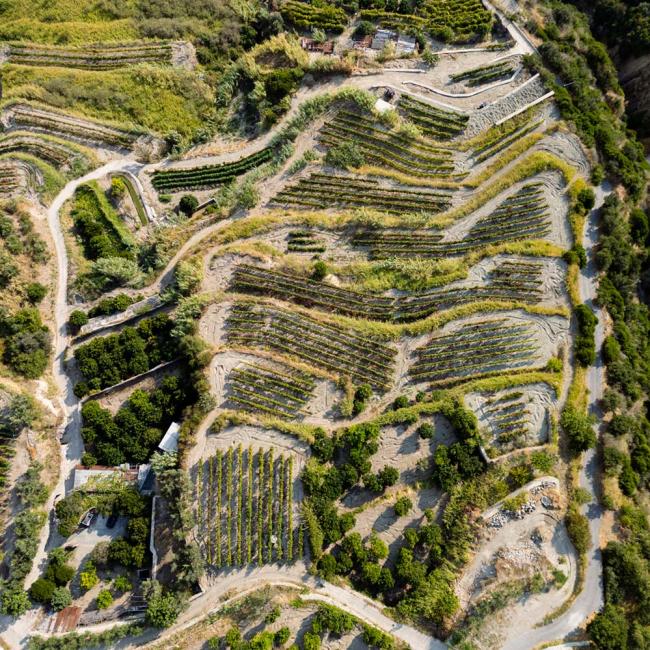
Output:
[
  {"xmin": 27, "ymin": 160, "xmax": 143, "ymax": 586},
  {"xmin": 501, "ymin": 183, "xmax": 610, "ymax": 650}
]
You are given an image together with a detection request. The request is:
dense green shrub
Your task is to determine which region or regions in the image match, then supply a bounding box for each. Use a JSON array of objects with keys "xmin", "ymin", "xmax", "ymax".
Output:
[
  {"xmin": 561, "ymin": 405, "xmax": 596, "ymax": 452},
  {"xmin": 325, "ymin": 141, "xmax": 365, "ymax": 169},
  {"xmin": 73, "ymin": 314, "xmax": 178, "ymax": 395},
  {"xmin": 80, "ymin": 373, "xmax": 195, "ymax": 465},
  {"xmin": 575, "ymin": 304, "xmax": 598, "ymax": 366},
  {"xmin": 68, "ymin": 310, "xmax": 88, "ymax": 334},
  {"xmin": 394, "ymin": 496, "xmax": 412, "ymax": 516},
  {"xmin": 25, "ymin": 282, "xmax": 47, "ymax": 304},
  {"xmin": 565, "ymin": 505, "xmax": 591, "ymax": 554},
  {"xmin": 29, "ymin": 578, "xmax": 55, "ymax": 604},
  {"xmin": 0, "ymin": 307, "xmax": 51, "ymax": 378},
  {"xmin": 178, "ymin": 194, "xmax": 198, "ymax": 216}
]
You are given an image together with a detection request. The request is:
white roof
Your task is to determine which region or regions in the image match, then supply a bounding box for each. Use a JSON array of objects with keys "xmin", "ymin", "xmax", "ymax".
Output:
[
  {"xmin": 374, "ymin": 98, "xmax": 394, "ymax": 114},
  {"xmin": 73, "ymin": 467, "xmax": 119, "ymax": 490},
  {"xmin": 158, "ymin": 421, "xmax": 180, "ymax": 453}
]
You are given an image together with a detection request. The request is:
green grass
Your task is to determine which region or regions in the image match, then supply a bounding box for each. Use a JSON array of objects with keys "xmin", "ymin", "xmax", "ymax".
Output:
[
  {"xmin": 114, "ymin": 173, "xmax": 148, "ymax": 226},
  {"xmin": 76, "ymin": 181, "xmax": 136, "ymax": 248},
  {"xmin": 0, "ymin": 18, "xmax": 139, "ymax": 44},
  {"xmin": 0, "ymin": 64, "xmax": 216, "ymax": 139}
]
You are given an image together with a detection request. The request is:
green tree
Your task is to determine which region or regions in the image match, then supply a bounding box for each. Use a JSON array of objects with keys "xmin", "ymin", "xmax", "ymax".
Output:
[
  {"xmin": 143, "ymin": 580, "xmax": 185, "ymax": 628},
  {"xmin": 80, "ymin": 563, "xmax": 99, "ymax": 591},
  {"xmin": 25, "ymin": 282, "xmax": 48, "ymax": 304},
  {"xmin": 561, "ymin": 405, "xmax": 596, "ymax": 453},
  {"xmin": 51, "ymin": 587, "xmax": 72, "ymax": 612},
  {"xmin": 588, "ymin": 603, "xmax": 629, "ymax": 649},
  {"xmin": 29, "ymin": 578, "xmax": 55, "ymax": 604},
  {"xmin": 96, "ymin": 589, "xmax": 113, "ymax": 610},
  {"xmin": 394, "ymin": 496, "xmax": 412, "ymax": 517},
  {"xmin": 312, "ymin": 260, "xmax": 328, "ymax": 281},
  {"xmin": 179, "ymin": 194, "xmax": 199, "ymax": 217},
  {"xmin": 69, "ymin": 310, "xmax": 89, "ymax": 334},
  {"xmin": 1, "ymin": 586, "xmax": 31, "ymax": 617}
]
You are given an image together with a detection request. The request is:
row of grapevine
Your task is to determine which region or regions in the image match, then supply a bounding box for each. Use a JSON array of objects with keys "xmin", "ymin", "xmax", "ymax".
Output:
[
  {"xmin": 272, "ymin": 172, "xmax": 453, "ymax": 214},
  {"xmin": 410, "ymin": 318, "xmax": 539, "ymax": 386},
  {"xmin": 353, "ymin": 183, "xmax": 550, "ymax": 258},
  {"xmin": 359, "ymin": 0, "xmax": 492, "ymax": 40},
  {"xmin": 450, "ymin": 60, "xmax": 515, "ymax": 86},
  {"xmin": 287, "ymin": 230, "xmax": 326, "ymax": 253},
  {"xmin": 230, "ymin": 262, "xmax": 544, "ymax": 323},
  {"xmin": 226, "ymin": 360, "xmax": 316, "ymax": 419},
  {"xmin": 281, "ymin": 0, "xmax": 348, "ymax": 32},
  {"xmin": 151, "ymin": 147, "xmax": 274, "ymax": 191},
  {"xmin": 482, "ymin": 391, "xmax": 531, "ymax": 445},
  {"xmin": 6, "ymin": 41, "xmax": 173, "ymax": 70},
  {"xmin": 473, "ymin": 120, "xmax": 542, "ymax": 163},
  {"xmin": 397, "ymin": 95, "xmax": 469, "ymax": 140},
  {"xmin": 225, "ymin": 302, "xmax": 396, "ymax": 390},
  {"xmin": 196, "ymin": 447, "xmax": 300, "ymax": 568},
  {"xmin": 8, "ymin": 104, "xmax": 139, "ymax": 148},
  {"xmin": 319, "ymin": 111, "xmax": 458, "ymax": 180},
  {"xmin": 419, "ymin": 0, "xmax": 493, "ymax": 36}
]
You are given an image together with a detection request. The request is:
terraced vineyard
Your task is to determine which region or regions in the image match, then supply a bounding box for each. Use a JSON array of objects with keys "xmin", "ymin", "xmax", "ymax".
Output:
[
  {"xmin": 354, "ymin": 184, "xmax": 550, "ymax": 257},
  {"xmin": 0, "ymin": 132, "xmax": 80, "ymax": 167},
  {"xmin": 281, "ymin": 0, "xmax": 348, "ymax": 31},
  {"xmin": 450, "ymin": 60, "xmax": 515, "ymax": 86},
  {"xmin": 319, "ymin": 109, "xmax": 457, "ymax": 180},
  {"xmin": 482, "ymin": 391, "xmax": 532, "ymax": 447},
  {"xmin": 360, "ymin": 0, "xmax": 493, "ymax": 40},
  {"xmin": 196, "ymin": 446, "xmax": 300, "ymax": 567},
  {"xmin": 231, "ymin": 261, "xmax": 545, "ymax": 322},
  {"xmin": 225, "ymin": 302, "xmax": 396, "ymax": 389},
  {"xmin": 272, "ymin": 172, "xmax": 453, "ymax": 214},
  {"xmin": 227, "ymin": 361, "xmax": 316, "ymax": 419},
  {"xmin": 151, "ymin": 147, "xmax": 274, "ymax": 192},
  {"xmin": 5, "ymin": 41, "xmax": 174, "ymax": 69},
  {"xmin": 397, "ymin": 95, "xmax": 469, "ymax": 139},
  {"xmin": 6, "ymin": 104, "xmax": 139, "ymax": 148},
  {"xmin": 287, "ymin": 230, "xmax": 326, "ymax": 253},
  {"xmin": 410, "ymin": 318, "xmax": 539, "ymax": 386},
  {"xmin": 0, "ymin": 162, "xmax": 23, "ymax": 195},
  {"xmin": 472, "ymin": 118, "xmax": 543, "ymax": 163}
]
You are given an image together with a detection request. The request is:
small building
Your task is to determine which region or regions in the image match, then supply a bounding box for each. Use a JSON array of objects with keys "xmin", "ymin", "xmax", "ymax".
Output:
[
  {"xmin": 396, "ymin": 34, "xmax": 417, "ymax": 54},
  {"xmin": 158, "ymin": 421, "xmax": 180, "ymax": 454},
  {"xmin": 371, "ymin": 28, "xmax": 397, "ymax": 50},
  {"xmin": 300, "ymin": 37, "xmax": 334, "ymax": 54},
  {"xmin": 73, "ymin": 464, "xmax": 139, "ymax": 490}
]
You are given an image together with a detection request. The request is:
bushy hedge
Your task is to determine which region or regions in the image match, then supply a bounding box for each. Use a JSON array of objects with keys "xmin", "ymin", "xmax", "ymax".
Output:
[{"xmin": 575, "ymin": 304, "xmax": 598, "ymax": 366}]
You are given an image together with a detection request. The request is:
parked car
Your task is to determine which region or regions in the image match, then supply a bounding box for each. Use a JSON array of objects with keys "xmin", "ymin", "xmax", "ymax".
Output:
[
  {"xmin": 106, "ymin": 512, "xmax": 119, "ymax": 529},
  {"xmin": 79, "ymin": 507, "xmax": 97, "ymax": 528}
]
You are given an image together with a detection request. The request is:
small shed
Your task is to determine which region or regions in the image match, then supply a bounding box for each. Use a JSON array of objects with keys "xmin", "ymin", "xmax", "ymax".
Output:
[
  {"xmin": 396, "ymin": 35, "xmax": 417, "ymax": 54},
  {"xmin": 158, "ymin": 421, "xmax": 180, "ymax": 454},
  {"xmin": 371, "ymin": 28, "xmax": 397, "ymax": 50}
]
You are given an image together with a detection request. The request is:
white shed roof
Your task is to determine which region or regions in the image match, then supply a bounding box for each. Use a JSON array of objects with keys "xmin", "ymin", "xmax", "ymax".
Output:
[{"xmin": 158, "ymin": 421, "xmax": 180, "ymax": 453}]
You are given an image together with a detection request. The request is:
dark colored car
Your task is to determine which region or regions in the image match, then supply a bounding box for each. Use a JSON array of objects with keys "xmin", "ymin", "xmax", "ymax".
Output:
[{"xmin": 106, "ymin": 512, "xmax": 119, "ymax": 529}]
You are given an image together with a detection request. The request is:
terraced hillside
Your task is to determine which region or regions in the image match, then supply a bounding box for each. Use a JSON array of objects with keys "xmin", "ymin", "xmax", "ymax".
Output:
[{"xmin": 0, "ymin": 3, "xmax": 621, "ymax": 650}]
